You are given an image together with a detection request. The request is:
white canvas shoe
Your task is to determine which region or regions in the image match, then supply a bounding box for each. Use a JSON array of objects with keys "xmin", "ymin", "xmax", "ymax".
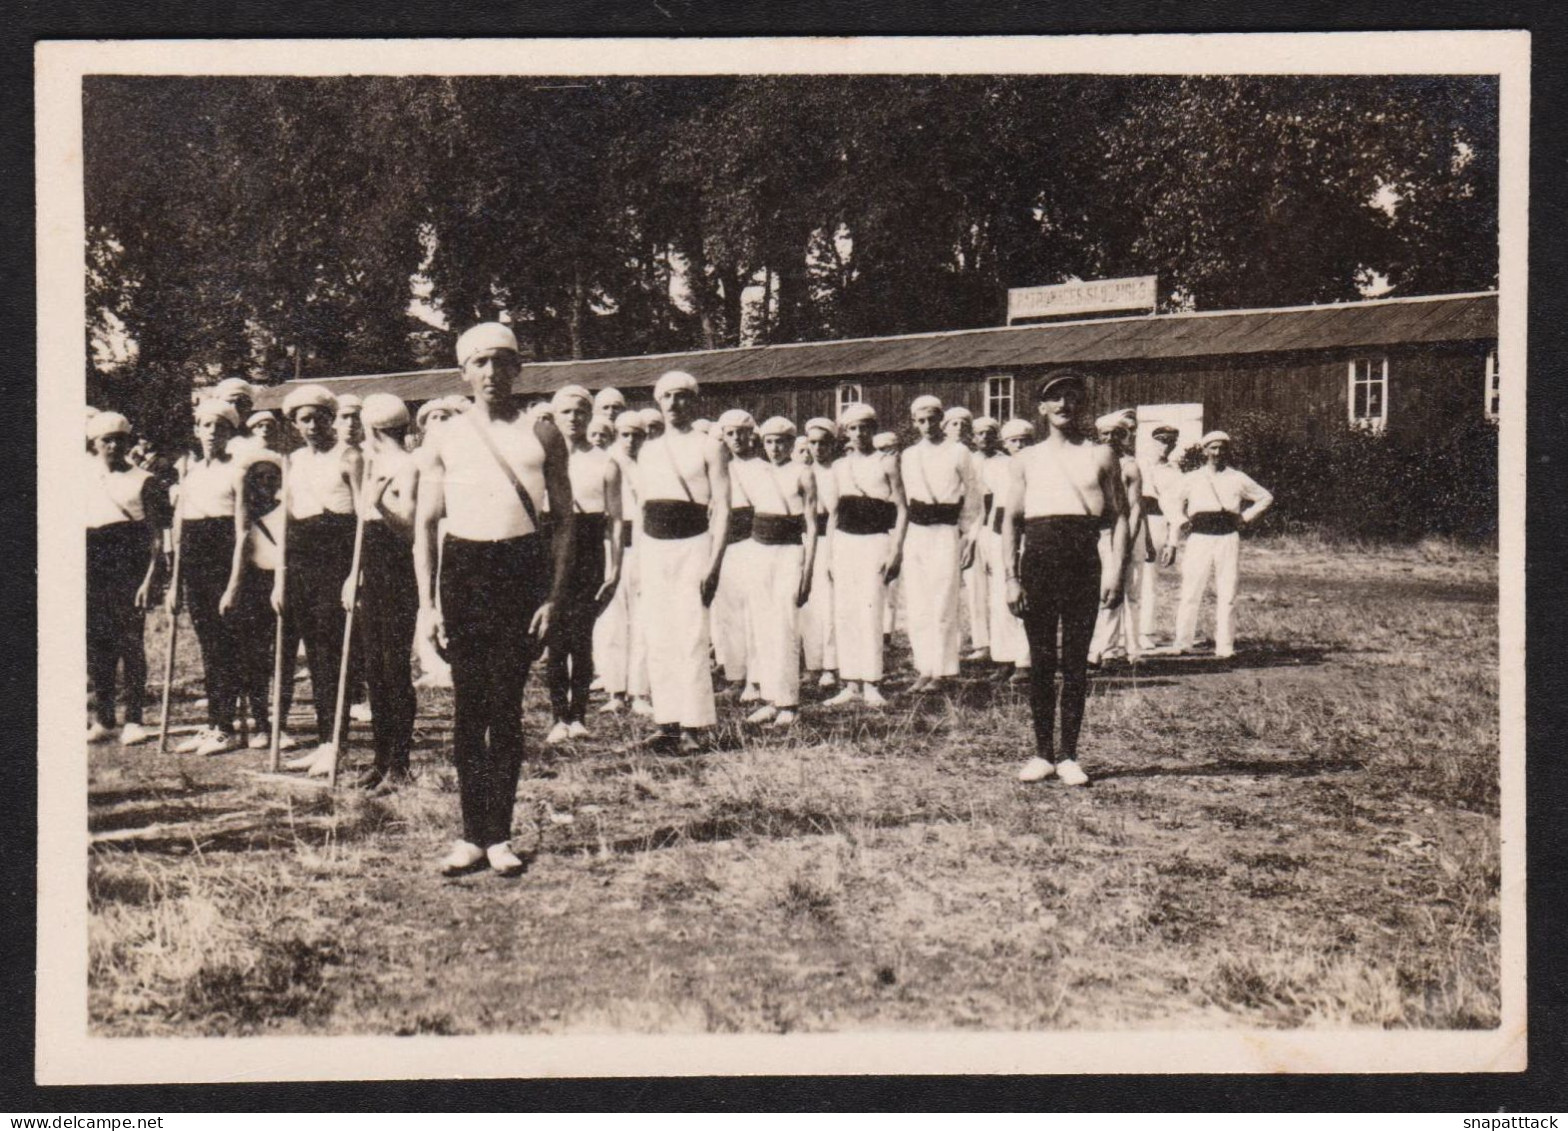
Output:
[
  {"xmin": 1017, "ymin": 756, "xmax": 1056, "ymax": 783},
  {"xmin": 487, "ymin": 842, "xmax": 525, "ymax": 877},
  {"xmin": 770, "ymin": 709, "xmax": 797, "ymax": 729},
  {"xmin": 438, "ymin": 840, "xmax": 485, "ymax": 876},
  {"xmin": 86, "ymin": 721, "xmax": 114, "ymax": 744},
  {"xmin": 822, "ymin": 686, "xmax": 859, "ymax": 707},
  {"xmin": 567, "ymin": 721, "xmax": 590, "ymax": 739},
  {"xmin": 285, "ymin": 741, "xmax": 333, "ymax": 771},
  {"xmin": 195, "ymin": 730, "xmax": 240, "ymax": 757},
  {"xmin": 745, "ymin": 704, "xmax": 778, "ymax": 725},
  {"xmin": 545, "ymin": 721, "xmax": 571, "ymax": 745},
  {"xmin": 598, "ymin": 696, "xmax": 626, "ymax": 714},
  {"xmin": 818, "ymin": 671, "xmax": 838, "ymax": 689},
  {"xmin": 739, "ymin": 684, "xmax": 763, "ymax": 704},
  {"xmin": 247, "ymin": 731, "xmax": 271, "ymax": 750},
  {"xmin": 118, "ymin": 722, "xmax": 152, "ymax": 746},
  {"xmin": 349, "ymin": 702, "xmax": 373, "ymax": 723},
  {"xmin": 861, "ymin": 685, "xmax": 889, "ymax": 708},
  {"xmin": 1055, "ymin": 759, "xmax": 1089, "ymax": 787},
  {"xmin": 175, "ymin": 729, "xmax": 211, "ymax": 754},
  {"xmin": 631, "ymin": 697, "xmax": 655, "ymax": 718}
]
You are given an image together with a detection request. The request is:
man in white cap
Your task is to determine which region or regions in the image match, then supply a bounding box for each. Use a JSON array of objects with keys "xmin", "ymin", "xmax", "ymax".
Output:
[
  {"xmin": 901, "ymin": 396, "xmax": 981, "ymax": 693},
  {"xmin": 276, "ymin": 384, "xmax": 362, "ymax": 769},
  {"xmin": 214, "ymin": 378, "xmax": 263, "ymax": 457},
  {"xmin": 594, "ymin": 387, "xmax": 628, "ymax": 419},
  {"xmin": 942, "ymin": 405, "xmax": 976, "ymax": 450},
  {"xmin": 1088, "ymin": 409, "xmax": 1145, "ymax": 668},
  {"xmin": 544, "ymin": 384, "xmax": 623, "ymax": 744},
  {"xmin": 743, "ymin": 417, "xmax": 818, "ymax": 727},
  {"xmin": 409, "ymin": 397, "xmax": 463, "ymax": 690},
  {"xmin": 872, "ymin": 429, "xmax": 903, "ymax": 638},
  {"xmin": 1164, "ymin": 431, "xmax": 1273, "ymax": 660},
  {"xmin": 1138, "ymin": 424, "xmax": 1184, "ymax": 650},
  {"xmin": 636, "ymin": 371, "xmax": 731, "ymax": 752},
  {"xmin": 220, "ymin": 448, "xmax": 287, "ymax": 750},
  {"xmin": 86, "ymin": 411, "xmax": 167, "ymax": 745},
  {"xmin": 640, "ymin": 405, "xmax": 666, "ymax": 441},
  {"xmin": 587, "ymin": 415, "xmax": 615, "ymax": 451},
  {"xmin": 246, "ymin": 410, "xmax": 283, "ymax": 454},
  {"xmin": 800, "ymin": 417, "xmax": 840, "ymax": 693},
  {"xmin": 713, "ymin": 408, "xmax": 761, "ymax": 700},
  {"xmin": 333, "ymin": 392, "xmax": 372, "ymax": 722},
  {"xmin": 1002, "ymin": 372, "xmax": 1129, "ymax": 788},
  {"xmin": 415, "ymin": 322, "xmax": 576, "ymax": 876},
  {"xmin": 1001, "ymin": 419, "xmax": 1035, "ymax": 455},
  {"xmin": 962, "ymin": 412, "xmax": 1004, "ymax": 664},
  {"xmin": 823, "ymin": 402, "xmax": 906, "ymax": 708},
  {"xmin": 340, "ymin": 393, "xmax": 422, "ymax": 790},
  {"xmin": 975, "ymin": 416, "xmax": 1029, "ymax": 685},
  {"xmin": 791, "ymin": 434, "xmax": 811, "ymax": 465},
  {"xmin": 595, "ymin": 409, "xmax": 650, "ymax": 715}
]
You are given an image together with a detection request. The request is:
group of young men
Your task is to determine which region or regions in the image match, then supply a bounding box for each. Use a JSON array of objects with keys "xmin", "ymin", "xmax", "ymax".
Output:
[{"xmin": 85, "ymin": 320, "xmax": 1273, "ymax": 878}]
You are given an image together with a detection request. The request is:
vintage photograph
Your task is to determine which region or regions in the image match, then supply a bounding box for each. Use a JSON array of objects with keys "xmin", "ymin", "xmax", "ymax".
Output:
[{"xmin": 36, "ymin": 35, "xmax": 1527, "ymax": 1081}]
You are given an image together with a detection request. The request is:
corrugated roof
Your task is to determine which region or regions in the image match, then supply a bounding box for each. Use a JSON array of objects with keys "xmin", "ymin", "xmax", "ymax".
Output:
[{"xmin": 254, "ymin": 291, "xmax": 1498, "ymax": 409}]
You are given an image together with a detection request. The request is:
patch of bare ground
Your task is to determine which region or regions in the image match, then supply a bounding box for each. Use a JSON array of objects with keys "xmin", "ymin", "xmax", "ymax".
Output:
[{"xmin": 87, "ymin": 537, "xmax": 1500, "ymax": 1034}]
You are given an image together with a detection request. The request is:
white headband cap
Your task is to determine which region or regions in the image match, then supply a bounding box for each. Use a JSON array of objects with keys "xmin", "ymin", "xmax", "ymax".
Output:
[
  {"xmin": 717, "ymin": 408, "xmax": 756, "ymax": 429},
  {"xmin": 1200, "ymin": 430, "xmax": 1231, "ymax": 446},
  {"xmin": 654, "ymin": 370, "xmax": 699, "ymax": 398},
  {"xmin": 837, "ymin": 402, "xmax": 876, "ymax": 427},
  {"xmin": 1096, "ymin": 409, "xmax": 1136, "ymax": 432},
  {"xmin": 759, "ymin": 416, "xmax": 797, "ymax": 437},
  {"xmin": 214, "ymin": 377, "xmax": 256, "ymax": 401},
  {"xmin": 193, "ymin": 398, "xmax": 241, "ymax": 429},
  {"xmin": 87, "ymin": 411, "xmax": 132, "ymax": 441},
  {"xmin": 614, "ymin": 410, "xmax": 647, "ymax": 433},
  {"xmin": 593, "ymin": 387, "xmax": 627, "ymax": 411},
  {"xmin": 804, "ymin": 417, "xmax": 837, "ymax": 437},
  {"xmin": 588, "ymin": 414, "xmax": 615, "ymax": 432},
  {"xmin": 455, "ymin": 322, "xmax": 519, "ymax": 366},
  {"xmin": 282, "ymin": 384, "xmax": 337, "ymax": 416},
  {"xmin": 551, "ymin": 384, "xmax": 594, "ymax": 411},
  {"xmin": 910, "ymin": 395, "xmax": 943, "ymax": 416},
  {"xmin": 639, "ymin": 407, "xmax": 665, "ymax": 427},
  {"xmin": 362, "ymin": 393, "xmax": 410, "ymax": 430},
  {"xmin": 973, "ymin": 416, "xmax": 1000, "ymax": 432},
  {"xmin": 1000, "ymin": 418, "xmax": 1036, "ymax": 440},
  {"xmin": 246, "ymin": 410, "xmax": 276, "ymax": 428},
  {"xmin": 335, "ymin": 394, "xmax": 363, "ymax": 412},
  {"xmin": 942, "ymin": 405, "xmax": 973, "ymax": 423}
]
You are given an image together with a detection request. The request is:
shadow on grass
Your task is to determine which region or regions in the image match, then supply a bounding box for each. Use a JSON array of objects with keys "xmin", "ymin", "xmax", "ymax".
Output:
[{"xmin": 1095, "ymin": 755, "xmax": 1364, "ymax": 781}]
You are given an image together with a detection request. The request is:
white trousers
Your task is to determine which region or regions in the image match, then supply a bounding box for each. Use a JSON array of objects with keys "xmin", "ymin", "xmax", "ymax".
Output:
[
  {"xmin": 1174, "ymin": 532, "xmax": 1241, "ymax": 657},
  {"xmin": 712, "ymin": 539, "xmax": 754, "ymax": 683},
  {"xmin": 833, "ymin": 530, "xmax": 889, "ymax": 683},
  {"xmin": 904, "ymin": 522, "xmax": 961, "ymax": 678},
  {"xmin": 982, "ymin": 525, "xmax": 1030, "ymax": 666},
  {"xmin": 1138, "ymin": 514, "xmax": 1169, "ymax": 643},
  {"xmin": 639, "ymin": 531, "xmax": 717, "ymax": 728},
  {"xmin": 1090, "ymin": 530, "xmax": 1140, "ymax": 661},
  {"xmin": 750, "ymin": 540, "xmax": 804, "ymax": 707},
  {"xmin": 593, "ymin": 537, "xmax": 646, "ymax": 696},
  {"xmin": 963, "ymin": 548, "xmax": 989, "ymax": 652},
  {"xmin": 800, "ymin": 535, "xmax": 836, "ymax": 672}
]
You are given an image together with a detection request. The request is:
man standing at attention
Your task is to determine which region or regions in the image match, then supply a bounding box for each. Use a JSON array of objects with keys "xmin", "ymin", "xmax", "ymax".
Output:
[
  {"xmin": 901, "ymin": 396, "xmax": 980, "ymax": 693},
  {"xmin": 636, "ymin": 371, "xmax": 731, "ymax": 753},
  {"xmin": 1088, "ymin": 410, "xmax": 1145, "ymax": 668},
  {"xmin": 594, "ymin": 409, "xmax": 649, "ymax": 716},
  {"xmin": 975, "ymin": 416, "xmax": 1030, "ymax": 685},
  {"xmin": 414, "ymin": 323, "xmax": 575, "ymax": 877},
  {"xmin": 824, "ymin": 403, "xmax": 906, "ymax": 709},
  {"xmin": 1138, "ymin": 424, "xmax": 1184, "ymax": 651},
  {"xmin": 800, "ymin": 417, "xmax": 839, "ymax": 695},
  {"xmin": 1164, "ymin": 431, "xmax": 1273, "ymax": 660},
  {"xmin": 713, "ymin": 408, "xmax": 760, "ymax": 700},
  {"xmin": 1001, "ymin": 373, "xmax": 1129, "ymax": 788},
  {"xmin": 944, "ymin": 405, "xmax": 989, "ymax": 663}
]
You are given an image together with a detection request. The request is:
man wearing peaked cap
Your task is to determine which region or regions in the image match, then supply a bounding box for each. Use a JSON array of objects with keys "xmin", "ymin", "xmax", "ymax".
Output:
[
  {"xmin": 635, "ymin": 370, "xmax": 731, "ymax": 752},
  {"xmin": 713, "ymin": 407, "xmax": 761, "ymax": 699},
  {"xmin": 1088, "ymin": 409, "xmax": 1145, "ymax": 668},
  {"xmin": 1138, "ymin": 423, "xmax": 1184, "ymax": 648},
  {"xmin": 594, "ymin": 409, "xmax": 651, "ymax": 716},
  {"xmin": 741, "ymin": 416, "xmax": 818, "ymax": 728},
  {"xmin": 543, "ymin": 380, "xmax": 623, "ymax": 745},
  {"xmin": 901, "ymin": 395, "xmax": 982, "ymax": 693},
  {"xmin": 1002, "ymin": 370, "xmax": 1128, "ymax": 789},
  {"xmin": 800, "ymin": 417, "xmax": 840, "ymax": 693},
  {"xmin": 85, "ymin": 410, "xmax": 167, "ymax": 746},
  {"xmin": 415, "ymin": 322, "xmax": 576, "ymax": 876},
  {"xmin": 1166, "ymin": 429, "xmax": 1273, "ymax": 661},
  {"xmin": 823, "ymin": 402, "xmax": 907, "ymax": 709}
]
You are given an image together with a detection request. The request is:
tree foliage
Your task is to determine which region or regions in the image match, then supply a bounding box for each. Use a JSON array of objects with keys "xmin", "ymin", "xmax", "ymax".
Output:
[{"xmin": 83, "ymin": 73, "xmax": 1499, "ymax": 440}]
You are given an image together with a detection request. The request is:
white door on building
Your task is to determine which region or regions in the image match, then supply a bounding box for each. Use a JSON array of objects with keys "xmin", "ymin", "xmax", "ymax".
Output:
[{"xmin": 1135, "ymin": 402, "xmax": 1204, "ymax": 470}]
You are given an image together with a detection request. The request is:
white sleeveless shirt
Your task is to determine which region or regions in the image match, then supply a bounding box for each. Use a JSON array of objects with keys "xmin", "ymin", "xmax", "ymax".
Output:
[
  {"xmin": 437, "ymin": 412, "xmax": 548, "ymax": 540},
  {"xmin": 1019, "ymin": 440, "xmax": 1107, "ymax": 518},
  {"xmin": 637, "ymin": 431, "xmax": 716, "ymax": 506},
  {"xmin": 287, "ymin": 446, "xmax": 355, "ymax": 519},
  {"xmin": 568, "ymin": 446, "xmax": 610, "ymax": 514},
  {"xmin": 180, "ymin": 456, "xmax": 239, "ymax": 520},
  {"xmin": 834, "ymin": 450, "xmax": 895, "ymax": 501},
  {"xmin": 87, "ymin": 465, "xmax": 153, "ymax": 529}
]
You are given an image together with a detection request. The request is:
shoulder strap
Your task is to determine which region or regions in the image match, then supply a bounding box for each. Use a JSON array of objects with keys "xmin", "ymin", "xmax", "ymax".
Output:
[
  {"xmin": 757, "ymin": 460, "xmax": 795, "ymax": 515},
  {"xmin": 660, "ymin": 436, "xmax": 697, "ymax": 503},
  {"xmin": 465, "ymin": 411, "xmax": 541, "ymax": 530},
  {"xmin": 908, "ymin": 445, "xmax": 938, "ymax": 504},
  {"xmin": 1202, "ymin": 467, "xmax": 1231, "ymax": 514},
  {"xmin": 1040, "ymin": 442, "xmax": 1096, "ymax": 517}
]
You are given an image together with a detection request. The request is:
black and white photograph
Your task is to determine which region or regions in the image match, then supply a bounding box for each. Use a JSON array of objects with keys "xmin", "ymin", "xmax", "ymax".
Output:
[{"xmin": 35, "ymin": 33, "xmax": 1527, "ymax": 1082}]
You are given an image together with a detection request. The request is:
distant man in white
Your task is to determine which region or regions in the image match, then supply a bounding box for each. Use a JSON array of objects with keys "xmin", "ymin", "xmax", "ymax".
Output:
[
  {"xmin": 594, "ymin": 409, "xmax": 651, "ymax": 717},
  {"xmin": 415, "ymin": 322, "xmax": 576, "ymax": 877},
  {"xmin": 1088, "ymin": 410, "xmax": 1145, "ymax": 667},
  {"xmin": 873, "ymin": 429, "xmax": 903, "ymax": 638},
  {"xmin": 824, "ymin": 402, "xmax": 907, "ymax": 709},
  {"xmin": 1002, "ymin": 373, "xmax": 1129, "ymax": 788},
  {"xmin": 975, "ymin": 416, "xmax": 1030, "ymax": 684},
  {"xmin": 1138, "ymin": 424, "xmax": 1184, "ymax": 650},
  {"xmin": 944, "ymin": 405, "xmax": 989, "ymax": 662},
  {"xmin": 741, "ymin": 417, "xmax": 818, "ymax": 728},
  {"xmin": 800, "ymin": 417, "xmax": 839, "ymax": 693},
  {"xmin": 901, "ymin": 396, "xmax": 981, "ymax": 692},
  {"xmin": 1163, "ymin": 431, "xmax": 1274, "ymax": 660},
  {"xmin": 636, "ymin": 371, "xmax": 732, "ymax": 752},
  {"xmin": 713, "ymin": 408, "xmax": 761, "ymax": 700}
]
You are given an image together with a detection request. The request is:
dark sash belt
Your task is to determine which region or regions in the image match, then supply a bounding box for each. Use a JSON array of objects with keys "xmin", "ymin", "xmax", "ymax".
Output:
[
  {"xmin": 1188, "ymin": 511, "xmax": 1240, "ymax": 536},
  {"xmin": 1142, "ymin": 496, "xmax": 1163, "ymax": 517},
  {"xmin": 1023, "ymin": 515, "xmax": 1102, "ymax": 539},
  {"xmin": 908, "ymin": 500, "xmax": 961, "ymax": 527},
  {"xmin": 991, "ymin": 506, "xmax": 1006, "ymax": 534},
  {"xmin": 621, "ymin": 519, "xmax": 634, "ymax": 548},
  {"xmin": 643, "ymin": 499, "xmax": 710, "ymax": 541},
  {"xmin": 752, "ymin": 512, "xmax": 805, "ymax": 546},
  {"xmin": 837, "ymin": 495, "xmax": 896, "ymax": 536},
  {"xmin": 727, "ymin": 505, "xmax": 755, "ymax": 544}
]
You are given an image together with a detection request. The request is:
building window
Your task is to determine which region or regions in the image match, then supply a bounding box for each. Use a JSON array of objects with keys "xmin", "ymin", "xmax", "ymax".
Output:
[
  {"xmin": 1348, "ymin": 357, "xmax": 1388, "ymax": 430},
  {"xmin": 986, "ymin": 374, "xmax": 1014, "ymax": 422},
  {"xmin": 1484, "ymin": 350, "xmax": 1500, "ymax": 423},
  {"xmin": 836, "ymin": 382, "xmax": 863, "ymax": 418}
]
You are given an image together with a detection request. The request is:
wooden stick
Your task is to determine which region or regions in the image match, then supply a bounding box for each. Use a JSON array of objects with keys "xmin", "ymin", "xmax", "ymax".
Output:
[
  {"xmin": 268, "ymin": 453, "xmax": 291, "ymax": 773},
  {"xmin": 155, "ymin": 464, "xmax": 186, "ymax": 758},
  {"xmin": 327, "ymin": 463, "xmax": 370, "ymax": 788}
]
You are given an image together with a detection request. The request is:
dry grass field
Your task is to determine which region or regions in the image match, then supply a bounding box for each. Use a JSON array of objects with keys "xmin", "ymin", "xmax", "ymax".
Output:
[{"xmin": 84, "ymin": 536, "xmax": 1500, "ymax": 1036}]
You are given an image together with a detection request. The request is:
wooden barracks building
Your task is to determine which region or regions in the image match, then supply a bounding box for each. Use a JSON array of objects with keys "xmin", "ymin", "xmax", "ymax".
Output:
[{"xmin": 255, "ymin": 284, "xmax": 1500, "ymax": 453}]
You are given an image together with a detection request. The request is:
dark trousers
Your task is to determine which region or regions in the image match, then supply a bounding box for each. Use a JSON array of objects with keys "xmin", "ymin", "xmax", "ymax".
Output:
[
  {"xmin": 1020, "ymin": 517, "xmax": 1102, "ymax": 762},
  {"xmin": 442, "ymin": 533, "xmax": 549, "ymax": 848},
  {"xmin": 359, "ymin": 523, "xmax": 418, "ymax": 775},
  {"xmin": 547, "ymin": 516, "xmax": 606, "ymax": 723},
  {"xmin": 281, "ymin": 514, "xmax": 355, "ymax": 745},
  {"xmin": 180, "ymin": 518, "xmax": 238, "ymax": 733},
  {"xmin": 87, "ymin": 523, "xmax": 149, "ymax": 728},
  {"xmin": 226, "ymin": 567, "xmax": 276, "ymax": 727}
]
